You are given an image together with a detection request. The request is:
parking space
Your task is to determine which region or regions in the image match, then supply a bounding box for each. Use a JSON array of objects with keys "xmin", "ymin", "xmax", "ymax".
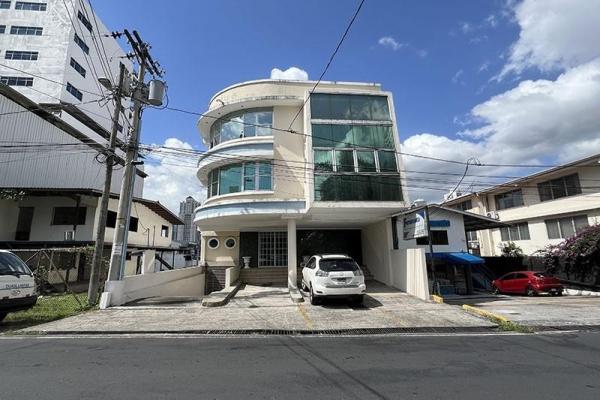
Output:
[
  {"xmin": 18, "ymin": 282, "xmax": 494, "ymax": 334},
  {"xmin": 458, "ymin": 294, "xmax": 600, "ymax": 327}
]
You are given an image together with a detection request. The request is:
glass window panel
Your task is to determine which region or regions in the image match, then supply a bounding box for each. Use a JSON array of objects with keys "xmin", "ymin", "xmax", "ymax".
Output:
[
  {"xmin": 538, "ymin": 181, "xmax": 553, "ymax": 202},
  {"xmin": 331, "ymin": 125, "xmax": 354, "ymax": 148},
  {"xmin": 259, "ymin": 175, "xmax": 272, "ymax": 190},
  {"xmin": 336, "ymin": 176, "xmax": 354, "ymax": 200},
  {"xmin": 550, "ymin": 178, "xmax": 567, "ymax": 199},
  {"xmin": 372, "ymin": 125, "xmax": 395, "ymax": 149},
  {"xmin": 352, "ymin": 175, "xmax": 371, "ymax": 200},
  {"xmin": 545, "ymin": 220, "xmax": 560, "ymax": 239},
  {"xmin": 559, "ymin": 217, "xmax": 575, "ymax": 238},
  {"xmin": 315, "ymin": 175, "xmax": 336, "ymax": 201},
  {"xmin": 350, "ymin": 95, "xmax": 372, "ymax": 120},
  {"xmin": 573, "ymin": 215, "xmax": 589, "ymax": 233},
  {"xmin": 310, "ymin": 94, "xmax": 330, "ymax": 119},
  {"xmin": 313, "ymin": 150, "xmax": 333, "ymax": 172},
  {"xmin": 256, "ymin": 111, "xmax": 273, "ymax": 136},
  {"xmin": 330, "ymin": 95, "xmax": 352, "ymax": 119},
  {"xmin": 352, "ymin": 125, "xmax": 374, "ymax": 148},
  {"xmin": 518, "ymin": 223, "xmax": 531, "ymax": 240},
  {"xmin": 356, "ymin": 151, "xmax": 376, "ymax": 172},
  {"xmin": 564, "ymin": 174, "xmax": 582, "ymax": 196},
  {"xmin": 509, "ymin": 226, "xmax": 520, "ymax": 240},
  {"xmin": 311, "ymin": 124, "xmax": 333, "ymax": 147},
  {"xmin": 243, "ymin": 164, "xmax": 255, "ymax": 190},
  {"xmin": 380, "ymin": 175, "xmax": 402, "ymax": 201},
  {"xmin": 378, "ymin": 151, "xmax": 398, "ymax": 172},
  {"xmin": 500, "ymin": 227, "xmax": 510, "ymax": 241},
  {"xmin": 219, "ymin": 164, "xmax": 242, "ymax": 195},
  {"xmin": 258, "ymin": 162, "xmax": 272, "ymax": 190},
  {"xmin": 335, "ymin": 150, "xmax": 355, "ymax": 172},
  {"xmin": 370, "ymin": 96, "xmax": 391, "ymax": 120}
]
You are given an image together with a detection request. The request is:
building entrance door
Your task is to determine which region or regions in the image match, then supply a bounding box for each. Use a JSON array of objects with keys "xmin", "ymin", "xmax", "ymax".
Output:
[{"xmin": 258, "ymin": 232, "xmax": 287, "ymax": 267}]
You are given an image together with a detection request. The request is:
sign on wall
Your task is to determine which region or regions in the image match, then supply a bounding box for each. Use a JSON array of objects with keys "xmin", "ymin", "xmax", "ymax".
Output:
[{"xmin": 403, "ymin": 209, "xmax": 428, "ymax": 239}]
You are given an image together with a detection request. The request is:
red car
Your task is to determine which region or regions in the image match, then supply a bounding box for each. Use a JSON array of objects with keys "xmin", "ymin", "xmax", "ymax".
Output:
[{"xmin": 492, "ymin": 271, "xmax": 563, "ymax": 296}]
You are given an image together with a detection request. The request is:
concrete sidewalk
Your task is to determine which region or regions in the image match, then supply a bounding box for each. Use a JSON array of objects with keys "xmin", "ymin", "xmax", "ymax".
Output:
[
  {"xmin": 458, "ymin": 295, "xmax": 600, "ymax": 328},
  {"xmin": 17, "ymin": 283, "xmax": 494, "ymax": 334}
]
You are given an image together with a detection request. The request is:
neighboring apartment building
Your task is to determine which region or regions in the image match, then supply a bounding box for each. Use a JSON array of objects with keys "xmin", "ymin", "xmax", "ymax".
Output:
[
  {"xmin": 175, "ymin": 196, "xmax": 201, "ymax": 245},
  {"xmin": 194, "ymin": 79, "xmax": 410, "ymax": 289},
  {"xmin": 0, "ymin": 0, "xmax": 131, "ymax": 146},
  {"xmin": 445, "ymin": 154, "xmax": 600, "ymax": 256}
]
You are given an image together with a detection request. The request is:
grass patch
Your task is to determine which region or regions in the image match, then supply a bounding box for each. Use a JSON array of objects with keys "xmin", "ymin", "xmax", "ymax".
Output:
[
  {"xmin": 1, "ymin": 293, "xmax": 94, "ymax": 333},
  {"xmin": 495, "ymin": 318, "xmax": 534, "ymax": 333}
]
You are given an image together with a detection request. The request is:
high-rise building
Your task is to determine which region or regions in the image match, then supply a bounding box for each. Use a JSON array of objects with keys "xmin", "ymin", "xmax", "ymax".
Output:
[
  {"xmin": 0, "ymin": 0, "xmax": 132, "ymax": 146},
  {"xmin": 175, "ymin": 196, "xmax": 200, "ymax": 245}
]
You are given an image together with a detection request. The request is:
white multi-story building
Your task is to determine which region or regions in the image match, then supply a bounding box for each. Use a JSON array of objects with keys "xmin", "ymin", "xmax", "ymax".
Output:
[
  {"xmin": 445, "ymin": 154, "xmax": 600, "ymax": 256},
  {"xmin": 0, "ymin": 0, "xmax": 132, "ymax": 145},
  {"xmin": 194, "ymin": 79, "xmax": 411, "ymax": 290}
]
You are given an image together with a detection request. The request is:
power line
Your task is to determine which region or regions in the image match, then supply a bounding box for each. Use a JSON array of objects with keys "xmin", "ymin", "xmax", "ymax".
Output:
[{"xmin": 287, "ymin": 0, "xmax": 367, "ymax": 130}]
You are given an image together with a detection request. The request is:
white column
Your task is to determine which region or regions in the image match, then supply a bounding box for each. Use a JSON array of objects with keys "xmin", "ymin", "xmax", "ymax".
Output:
[{"xmin": 287, "ymin": 218, "xmax": 297, "ymax": 290}]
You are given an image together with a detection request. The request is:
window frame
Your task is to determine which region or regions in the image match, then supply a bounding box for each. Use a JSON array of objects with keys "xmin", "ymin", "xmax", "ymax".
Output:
[
  {"xmin": 74, "ymin": 33, "xmax": 89, "ymax": 54},
  {"xmin": 51, "ymin": 207, "xmax": 87, "ymax": 226},
  {"xmin": 10, "ymin": 26, "xmax": 43, "ymax": 35},
  {"xmin": 224, "ymin": 237, "xmax": 237, "ymax": 249},
  {"xmin": 538, "ymin": 173, "xmax": 582, "ymax": 202},
  {"xmin": 545, "ymin": 215, "xmax": 589, "ymax": 239},
  {"xmin": 15, "ymin": 1, "xmax": 47, "ymax": 11},
  {"xmin": 500, "ymin": 222, "xmax": 530, "ymax": 241},
  {"xmin": 77, "ymin": 10, "xmax": 93, "ymax": 32},
  {"xmin": 207, "ymin": 238, "xmax": 220, "ymax": 250},
  {"xmin": 5, "ymin": 50, "xmax": 38, "ymax": 60},
  {"xmin": 69, "ymin": 57, "xmax": 86, "ymax": 77},
  {"xmin": 66, "ymin": 82, "xmax": 83, "ymax": 101},
  {"xmin": 495, "ymin": 189, "xmax": 524, "ymax": 210},
  {"xmin": 0, "ymin": 76, "xmax": 33, "ymax": 86},
  {"xmin": 0, "ymin": 1, "xmax": 11, "ymax": 9},
  {"xmin": 207, "ymin": 161, "xmax": 273, "ymax": 199},
  {"xmin": 209, "ymin": 108, "xmax": 273, "ymax": 149}
]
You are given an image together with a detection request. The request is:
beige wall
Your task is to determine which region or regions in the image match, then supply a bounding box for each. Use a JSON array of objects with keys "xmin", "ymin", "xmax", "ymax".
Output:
[
  {"xmin": 361, "ymin": 219, "xmax": 394, "ymax": 284},
  {"xmin": 448, "ymin": 164, "xmax": 600, "ymax": 256},
  {"xmin": 101, "ymin": 198, "xmax": 175, "ymax": 248},
  {"xmin": 0, "ymin": 199, "xmax": 19, "ymax": 241},
  {"xmin": 201, "ymin": 231, "xmax": 240, "ymax": 266},
  {"xmin": 272, "ymin": 105, "xmax": 306, "ymax": 200}
]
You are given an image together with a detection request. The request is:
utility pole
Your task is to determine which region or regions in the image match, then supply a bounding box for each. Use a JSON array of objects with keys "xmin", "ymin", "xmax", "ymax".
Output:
[
  {"xmin": 106, "ymin": 30, "xmax": 165, "ymax": 284},
  {"xmin": 87, "ymin": 62, "xmax": 126, "ymax": 305}
]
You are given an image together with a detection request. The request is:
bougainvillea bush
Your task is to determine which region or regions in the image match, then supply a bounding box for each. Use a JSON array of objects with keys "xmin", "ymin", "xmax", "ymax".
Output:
[{"xmin": 537, "ymin": 224, "xmax": 600, "ymax": 286}]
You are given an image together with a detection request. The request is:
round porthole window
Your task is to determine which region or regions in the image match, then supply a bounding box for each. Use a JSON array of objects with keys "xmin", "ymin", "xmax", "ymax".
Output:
[
  {"xmin": 225, "ymin": 237, "xmax": 237, "ymax": 249},
  {"xmin": 207, "ymin": 238, "xmax": 220, "ymax": 249}
]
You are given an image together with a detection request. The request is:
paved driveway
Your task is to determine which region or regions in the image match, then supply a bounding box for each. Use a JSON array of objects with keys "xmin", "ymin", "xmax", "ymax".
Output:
[
  {"xmin": 17, "ymin": 282, "xmax": 493, "ymax": 334},
  {"xmin": 458, "ymin": 295, "xmax": 600, "ymax": 327}
]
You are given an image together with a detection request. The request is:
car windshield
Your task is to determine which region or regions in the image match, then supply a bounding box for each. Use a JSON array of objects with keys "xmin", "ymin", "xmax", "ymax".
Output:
[
  {"xmin": 319, "ymin": 259, "xmax": 359, "ymax": 272},
  {"xmin": 0, "ymin": 253, "xmax": 32, "ymax": 276}
]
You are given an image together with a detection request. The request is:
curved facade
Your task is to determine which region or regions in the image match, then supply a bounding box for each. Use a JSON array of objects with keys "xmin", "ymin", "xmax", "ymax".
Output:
[{"xmin": 194, "ymin": 79, "xmax": 410, "ymax": 290}]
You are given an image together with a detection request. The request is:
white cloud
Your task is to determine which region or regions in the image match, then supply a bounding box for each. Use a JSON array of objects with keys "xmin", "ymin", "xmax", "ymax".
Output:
[
  {"xmin": 485, "ymin": 14, "xmax": 498, "ymax": 28},
  {"xmin": 378, "ymin": 36, "xmax": 405, "ymax": 51},
  {"xmin": 415, "ymin": 49, "xmax": 428, "ymax": 58},
  {"xmin": 460, "ymin": 22, "xmax": 473, "ymax": 34},
  {"xmin": 270, "ymin": 67, "xmax": 309, "ymax": 80},
  {"xmin": 143, "ymin": 138, "xmax": 205, "ymax": 213},
  {"xmin": 451, "ymin": 69, "xmax": 464, "ymax": 84},
  {"xmin": 403, "ymin": 60, "xmax": 600, "ymax": 201},
  {"xmin": 499, "ymin": 0, "xmax": 600, "ymax": 78}
]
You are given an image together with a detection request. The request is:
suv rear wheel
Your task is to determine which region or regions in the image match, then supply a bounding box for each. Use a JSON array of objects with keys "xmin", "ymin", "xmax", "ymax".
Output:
[{"xmin": 309, "ymin": 285, "xmax": 320, "ymax": 305}]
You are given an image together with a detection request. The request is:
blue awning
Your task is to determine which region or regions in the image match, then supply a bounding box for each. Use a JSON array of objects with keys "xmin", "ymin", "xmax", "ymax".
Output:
[{"xmin": 426, "ymin": 252, "xmax": 485, "ymax": 265}]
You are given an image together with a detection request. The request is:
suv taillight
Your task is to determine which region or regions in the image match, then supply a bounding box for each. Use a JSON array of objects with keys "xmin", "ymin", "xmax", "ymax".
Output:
[
  {"xmin": 353, "ymin": 269, "xmax": 363, "ymax": 276},
  {"xmin": 316, "ymin": 269, "xmax": 328, "ymax": 277}
]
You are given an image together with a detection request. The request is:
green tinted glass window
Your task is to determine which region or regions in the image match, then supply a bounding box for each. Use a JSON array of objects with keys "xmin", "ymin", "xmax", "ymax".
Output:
[
  {"xmin": 310, "ymin": 93, "xmax": 390, "ymax": 121},
  {"xmin": 353, "ymin": 125, "xmax": 375, "ymax": 148},
  {"xmin": 372, "ymin": 126, "xmax": 394, "ymax": 149},
  {"xmin": 314, "ymin": 174, "xmax": 337, "ymax": 201},
  {"xmin": 331, "ymin": 125, "xmax": 354, "ymax": 148},
  {"xmin": 330, "ymin": 94, "xmax": 353, "ymax": 119},
  {"xmin": 378, "ymin": 151, "xmax": 398, "ymax": 172},
  {"xmin": 335, "ymin": 150, "xmax": 355, "ymax": 172},
  {"xmin": 219, "ymin": 164, "xmax": 242, "ymax": 195},
  {"xmin": 243, "ymin": 163, "xmax": 255, "ymax": 190},
  {"xmin": 314, "ymin": 150, "xmax": 333, "ymax": 172},
  {"xmin": 350, "ymin": 95, "xmax": 372, "ymax": 120},
  {"xmin": 312, "ymin": 124, "xmax": 333, "ymax": 147},
  {"xmin": 258, "ymin": 162, "xmax": 272, "ymax": 190},
  {"xmin": 356, "ymin": 151, "xmax": 376, "ymax": 172},
  {"xmin": 371, "ymin": 97, "xmax": 390, "ymax": 120},
  {"xmin": 310, "ymin": 94, "xmax": 330, "ymax": 119}
]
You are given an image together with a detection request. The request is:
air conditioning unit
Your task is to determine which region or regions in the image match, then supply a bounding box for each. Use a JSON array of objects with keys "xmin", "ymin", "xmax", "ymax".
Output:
[
  {"xmin": 64, "ymin": 230, "xmax": 76, "ymax": 241},
  {"xmin": 486, "ymin": 211, "xmax": 500, "ymax": 220}
]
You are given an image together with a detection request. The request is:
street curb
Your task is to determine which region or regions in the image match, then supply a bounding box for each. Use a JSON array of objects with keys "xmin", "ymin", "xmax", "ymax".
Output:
[
  {"xmin": 11, "ymin": 326, "xmax": 499, "ymax": 336},
  {"xmin": 431, "ymin": 295, "xmax": 444, "ymax": 304},
  {"xmin": 462, "ymin": 304, "xmax": 509, "ymax": 323},
  {"xmin": 202, "ymin": 281, "xmax": 242, "ymax": 307}
]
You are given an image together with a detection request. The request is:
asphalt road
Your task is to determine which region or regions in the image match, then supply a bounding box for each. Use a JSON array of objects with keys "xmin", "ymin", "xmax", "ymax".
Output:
[{"xmin": 1, "ymin": 332, "xmax": 599, "ymax": 400}]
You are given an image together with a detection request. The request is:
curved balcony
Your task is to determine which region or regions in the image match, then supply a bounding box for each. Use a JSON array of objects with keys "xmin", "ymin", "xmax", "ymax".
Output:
[{"xmin": 196, "ymin": 136, "xmax": 274, "ymax": 185}]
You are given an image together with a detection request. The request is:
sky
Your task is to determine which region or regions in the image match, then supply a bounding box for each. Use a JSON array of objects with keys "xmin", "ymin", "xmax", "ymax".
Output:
[{"xmin": 92, "ymin": 0, "xmax": 600, "ymax": 212}]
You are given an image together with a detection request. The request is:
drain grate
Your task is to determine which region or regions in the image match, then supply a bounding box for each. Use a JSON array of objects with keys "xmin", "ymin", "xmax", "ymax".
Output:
[{"xmin": 530, "ymin": 325, "xmax": 600, "ymax": 332}]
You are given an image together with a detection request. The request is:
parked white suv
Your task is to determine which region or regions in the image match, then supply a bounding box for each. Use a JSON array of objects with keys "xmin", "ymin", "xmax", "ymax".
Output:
[
  {"xmin": 301, "ymin": 254, "xmax": 366, "ymax": 305},
  {"xmin": 0, "ymin": 250, "xmax": 37, "ymax": 322}
]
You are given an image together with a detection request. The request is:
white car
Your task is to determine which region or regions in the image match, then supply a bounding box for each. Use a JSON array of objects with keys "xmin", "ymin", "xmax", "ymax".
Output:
[
  {"xmin": 0, "ymin": 250, "xmax": 37, "ymax": 322},
  {"xmin": 301, "ymin": 254, "xmax": 366, "ymax": 305}
]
